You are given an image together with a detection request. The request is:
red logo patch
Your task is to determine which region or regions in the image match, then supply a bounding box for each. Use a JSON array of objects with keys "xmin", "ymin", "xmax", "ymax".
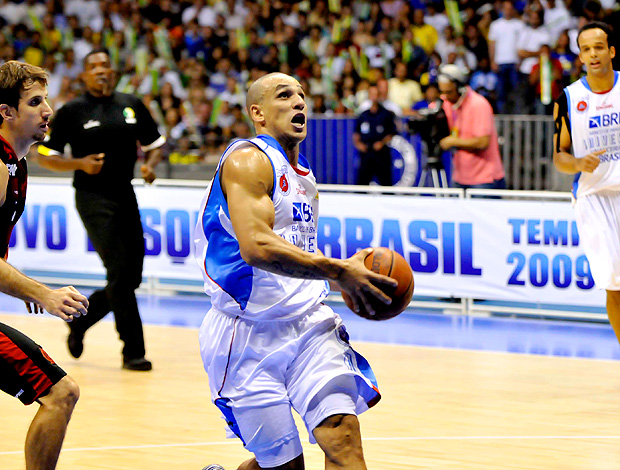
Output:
[
  {"xmin": 577, "ymin": 101, "xmax": 588, "ymax": 112},
  {"xmin": 279, "ymin": 174, "xmax": 289, "ymax": 194}
]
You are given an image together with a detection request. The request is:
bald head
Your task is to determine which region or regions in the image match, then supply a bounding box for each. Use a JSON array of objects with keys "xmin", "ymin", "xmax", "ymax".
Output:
[{"xmin": 246, "ymin": 72, "xmax": 301, "ymax": 116}]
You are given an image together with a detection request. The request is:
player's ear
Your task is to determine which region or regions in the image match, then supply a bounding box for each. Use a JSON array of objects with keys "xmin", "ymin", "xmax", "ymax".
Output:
[
  {"xmin": 610, "ymin": 46, "xmax": 616, "ymax": 60},
  {"xmin": 249, "ymin": 103, "xmax": 264, "ymax": 125},
  {"xmin": 0, "ymin": 104, "xmax": 15, "ymax": 122}
]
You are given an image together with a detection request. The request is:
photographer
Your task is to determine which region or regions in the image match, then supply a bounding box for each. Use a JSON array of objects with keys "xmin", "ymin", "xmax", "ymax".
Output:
[{"xmin": 437, "ymin": 65, "xmax": 505, "ymax": 190}]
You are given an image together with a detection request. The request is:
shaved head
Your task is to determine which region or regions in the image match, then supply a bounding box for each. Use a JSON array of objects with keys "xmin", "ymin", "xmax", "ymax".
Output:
[{"xmin": 246, "ymin": 72, "xmax": 301, "ymax": 117}]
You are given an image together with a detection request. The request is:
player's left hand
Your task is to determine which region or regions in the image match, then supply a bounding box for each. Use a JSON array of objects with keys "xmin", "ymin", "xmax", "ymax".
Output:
[{"xmin": 141, "ymin": 164, "xmax": 157, "ymax": 184}]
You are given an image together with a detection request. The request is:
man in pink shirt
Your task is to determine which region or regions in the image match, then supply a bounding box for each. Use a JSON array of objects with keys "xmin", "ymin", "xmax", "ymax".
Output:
[{"xmin": 438, "ymin": 65, "xmax": 506, "ymax": 189}]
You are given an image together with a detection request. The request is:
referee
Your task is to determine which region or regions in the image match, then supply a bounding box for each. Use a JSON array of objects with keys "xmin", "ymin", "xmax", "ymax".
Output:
[{"xmin": 38, "ymin": 48, "xmax": 165, "ymax": 371}]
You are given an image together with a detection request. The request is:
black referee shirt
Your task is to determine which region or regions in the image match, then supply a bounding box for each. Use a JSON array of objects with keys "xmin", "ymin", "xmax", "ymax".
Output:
[{"xmin": 40, "ymin": 92, "xmax": 163, "ymax": 196}]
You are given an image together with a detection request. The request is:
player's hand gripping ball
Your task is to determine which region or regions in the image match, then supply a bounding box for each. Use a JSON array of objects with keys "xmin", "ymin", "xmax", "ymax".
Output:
[{"xmin": 342, "ymin": 247, "xmax": 414, "ymax": 320}]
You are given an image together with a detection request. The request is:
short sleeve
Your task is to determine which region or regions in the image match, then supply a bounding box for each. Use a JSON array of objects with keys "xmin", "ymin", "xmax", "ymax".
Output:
[
  {"xmin": 132, "ymin": 97, "xmax": 164, "ymax": 150},
  {"xmin": 469, "ymin": 97, "xmax": 494, "ymax": 137}
]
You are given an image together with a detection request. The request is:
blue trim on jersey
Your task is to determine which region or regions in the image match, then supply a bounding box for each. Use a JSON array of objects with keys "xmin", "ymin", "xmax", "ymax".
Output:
[
  {"xmin": 572, "ymin": 173, "xmax": 580, "ymax": 198},
  {"xmin": 350, "ymin": 348, "xmax": 379, "ymax": 389},
  {"xmin": 580, "ymin": 72, "xmax": 618, "ymax": 92},
  {"xmin": 214, "ymin": 398, "xmax": 246, "ymax": 445},
  {"xmin": 202, "ymin": 168, "xmax": 254, "ymax": 310},
  {"xmin": 255, "ymin": 134, "xmax": 310, "ymax": 173}
]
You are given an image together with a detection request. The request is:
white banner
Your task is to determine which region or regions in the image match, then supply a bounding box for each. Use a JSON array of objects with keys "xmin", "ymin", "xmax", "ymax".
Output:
[{"xmin": 7, "ymin": 179, "xmax": 605, "ymax": 308}]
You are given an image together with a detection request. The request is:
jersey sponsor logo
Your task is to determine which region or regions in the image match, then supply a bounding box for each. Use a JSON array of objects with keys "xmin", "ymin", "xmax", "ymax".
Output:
[
  {"xmin": 292, "ymin": 202, "xmax": 314, "ymax": 223},
  {"xmin": 123, "ymin": 107, "xmax": 137, "ymax": 124},
  {"xmin": 276, "ymin": 165, "xmax": 290, "ymax": 195},
  {"xmin": 597, "ymin": 104, "xmax": 613, "ymax": 110},
  {"xmin": 295, "ymin": 184, "xmax": 306, "ymax": 195},
  {"xmin": 83, "ymin": 119, "xmax": 100, "ymax": 129},
  {"xmin": 589, "ymin": 113, "xmax": 620, "ymax": 128},
  {"xmin": 576, "ymin": 101, "xmax": 588, "ymax": 112},
  {"xmin": 6, "ymin": 163, "xmax": 16, "ymax": 176}
]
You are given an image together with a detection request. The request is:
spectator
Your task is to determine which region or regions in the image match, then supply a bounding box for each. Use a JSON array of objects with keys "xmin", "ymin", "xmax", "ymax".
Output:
[
  {"xmin": 388, "ymin": 61, "xmax": 423, "ymax": 115},
  {"xmin": 437, "ymin": 64, "xmax": 505, "ymax": 189},
  {"xmin": 353, "ymin": 85, "xmax": 397, "ymax": 185},
  {"xmin": 529, "ymin": 44, "xmax": 564, "ymax": 115},
  {"xmin": 411, "ymin": 8, "xmax": 439, "ymax": 55},
  {"xmin": 543, "ymin": 0, "xmax": 576, "ymax": 44},
  {"xmin": 517, "ymin": 9, "xmax": 552, "ymax": 112},
  {"xmin": 488, "ymin": 0, "xmax": 524, "ymax": 113},
  {"xmin": 470, "ymin": 57, "xmax": 498, "ymax": 109},
  {"xmin": 552, "ymin": 30, "xmax": 578, "ymax": 85}
]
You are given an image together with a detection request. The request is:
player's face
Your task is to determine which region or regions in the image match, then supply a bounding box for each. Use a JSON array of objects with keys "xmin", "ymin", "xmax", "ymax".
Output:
[
  {"xmin": 578, "ymin": 28, "xmax": 616, "ymax": 76},
  {"xmin": 14, "ymin": 81, "xmax": 52, "ymax": 143},
  {"xmin": 261, "ymin": 76, "xmax": 307, "ymax": 145},
  {"xmin": 82, "ymin": 52, "xmax": 114, "ymax": 96}
]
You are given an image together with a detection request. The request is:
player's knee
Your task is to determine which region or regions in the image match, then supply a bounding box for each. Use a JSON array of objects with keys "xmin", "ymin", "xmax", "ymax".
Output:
[
  {"xmin": 315, "ymin": 414, "xmax": 364, "ymax": 465},
  {"xmin": 45, "ymin": 376, "xmax": 80, "ymax": 413}
]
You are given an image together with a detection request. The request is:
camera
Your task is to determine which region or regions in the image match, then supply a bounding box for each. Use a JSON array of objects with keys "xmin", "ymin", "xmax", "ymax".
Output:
[{"xmin": 406, "ymin": 99, "xmax": 451, "ymax": 166}]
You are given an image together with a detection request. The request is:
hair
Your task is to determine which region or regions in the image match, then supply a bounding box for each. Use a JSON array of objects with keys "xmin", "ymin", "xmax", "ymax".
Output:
[
  {"xmin": 83, "ymin": 47, "xmax": 110, "ymax": 67},
  {"xmin": 577, "ymin": 21, "xmax": 613, "ymax": 49},
  {"xmin": 0, "ymin": 61, "xmax": 48, "ymax": 125}
]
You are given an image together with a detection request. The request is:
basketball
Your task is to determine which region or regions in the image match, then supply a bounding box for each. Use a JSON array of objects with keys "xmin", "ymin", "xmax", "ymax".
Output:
[{"xmin": 341, "ymin": 247, "xmax": 414, "ymax": 321}]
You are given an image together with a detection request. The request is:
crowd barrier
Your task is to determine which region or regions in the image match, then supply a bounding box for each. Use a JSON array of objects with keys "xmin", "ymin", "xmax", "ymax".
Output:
[
  {"xmin": 7, "ymin": 178, "xmax": 605, "ymax": 320},
  {"xmin": 300, "ymin": 114, "xmax": 560, "ymax": 191}
]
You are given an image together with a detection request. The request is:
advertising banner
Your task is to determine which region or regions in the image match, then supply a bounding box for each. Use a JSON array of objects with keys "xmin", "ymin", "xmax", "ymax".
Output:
[{"xmin": 8, "ymin": 179, "xmax": 605, "ymax": 308}]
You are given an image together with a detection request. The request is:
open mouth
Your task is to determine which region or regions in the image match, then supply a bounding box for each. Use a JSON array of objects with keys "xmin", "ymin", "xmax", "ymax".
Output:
[
  {"xmin": 39, "ymin": 122, "xmax": 49, "ymax": 131},
  {"xmin": 291, "ymin": 113, "xmax": 306, "ymax": 128}
]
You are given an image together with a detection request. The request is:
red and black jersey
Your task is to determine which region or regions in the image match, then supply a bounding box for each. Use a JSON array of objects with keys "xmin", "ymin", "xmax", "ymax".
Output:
[{"xmin": 0, "ymin": 135, "xmax": 27, "ymax": 259}]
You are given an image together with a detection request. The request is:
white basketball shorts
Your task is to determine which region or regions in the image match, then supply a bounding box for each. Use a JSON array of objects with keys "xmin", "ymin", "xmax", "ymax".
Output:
[
  {"xmin": 574, "ymin": 190, "xmax": 620, "ymax": 290},
  {"xmin": 199, "ymin": 303, "xmax": 380, "ymax": 468}
]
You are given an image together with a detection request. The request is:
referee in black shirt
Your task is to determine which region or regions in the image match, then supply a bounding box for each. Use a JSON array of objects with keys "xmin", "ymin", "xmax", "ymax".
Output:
[{"xmin": 38, "ymin": 49, "xmax": 165, "ymax": 371}]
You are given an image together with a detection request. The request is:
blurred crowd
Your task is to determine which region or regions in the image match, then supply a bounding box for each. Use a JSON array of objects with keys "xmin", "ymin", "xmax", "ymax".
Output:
[{"xmin": 0, "ymin": 0, "xmax": 618, "ymax": 162}]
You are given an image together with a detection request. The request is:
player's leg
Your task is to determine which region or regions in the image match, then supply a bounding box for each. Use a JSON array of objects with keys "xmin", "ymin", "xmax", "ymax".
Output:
[
  {"xmin": 25, "ymin": 376, "xmax": 79, "ymax": 470},
  {"xmin": 313, "ymin": 414, "xmax": 366, "ymax": 470},
  {"xmin": 0, "ymin": 322, "xmax": 78, "ymax": 470},
  {"xmin": 286, "ymin": 305, "xmax": 379, "ymax": 469},
  {"xmin": 105, "ymin": 193, "xmax": 149, "ymax": 367}
]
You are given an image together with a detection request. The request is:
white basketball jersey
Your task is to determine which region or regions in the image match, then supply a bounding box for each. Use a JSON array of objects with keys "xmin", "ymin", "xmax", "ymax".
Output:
[
  {"xmin": 194, "ymin": 135, "xmax": 329, "ymax": 320},
  {"xmin": 565, "ymin": 71, "xmax": 620, "ymax": 198}
]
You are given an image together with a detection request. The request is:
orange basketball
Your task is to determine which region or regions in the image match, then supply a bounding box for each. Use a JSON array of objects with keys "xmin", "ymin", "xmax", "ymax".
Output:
[{"xmin": 341, "ymin": 247, "xmax": 414, "ymax": 321}]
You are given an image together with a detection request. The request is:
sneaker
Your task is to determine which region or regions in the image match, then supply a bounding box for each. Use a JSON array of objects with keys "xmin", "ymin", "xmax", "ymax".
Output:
[
  {"xmin": 67, "ymin": 330, "xmax": 84, "ymax": 359},
  {"xmin": 202, "ymin": 466, "xmax": 225, "ymax": 470},
  {"xmin": 122, "ymin": 357, "xmax": 152, "ymax": 371}
]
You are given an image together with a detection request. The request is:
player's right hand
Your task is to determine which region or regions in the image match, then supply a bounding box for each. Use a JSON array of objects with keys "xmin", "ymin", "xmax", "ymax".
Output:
[
  {"xmin": 81, "ymin": 153, "xmax": 105, "ymax": 175},
  {"xmin": 576, "ymin": 149, "xmax": 605, "ymax": 173},
  {"xmin": 336, "ymin": 248, "xmax": 397, "ymax": 315},
  {"xmin": 39, "ymin": 286, "xmax": 89, "ymax": 323}
]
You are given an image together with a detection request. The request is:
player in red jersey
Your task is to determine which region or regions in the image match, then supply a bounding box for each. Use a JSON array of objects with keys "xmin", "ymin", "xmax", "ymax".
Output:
[{"xmin": 0, "ymin": 61, "xmax": 88, "ymax": 470}]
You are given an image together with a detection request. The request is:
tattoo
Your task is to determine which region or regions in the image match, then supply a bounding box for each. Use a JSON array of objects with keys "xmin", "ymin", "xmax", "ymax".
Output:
[{"xmin": 270, "ymin": 261, "xmax": 325, "ymax": 280}]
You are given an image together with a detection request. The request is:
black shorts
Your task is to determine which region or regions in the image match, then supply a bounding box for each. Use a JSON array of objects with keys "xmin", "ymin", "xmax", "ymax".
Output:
[{"xmin": 0, "ymin": 321, "xmax": 66, "ymax": 405}]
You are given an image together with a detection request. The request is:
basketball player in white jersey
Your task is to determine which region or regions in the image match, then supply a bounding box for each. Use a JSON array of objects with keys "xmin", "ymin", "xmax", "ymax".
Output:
[
  {"xmin": 553, "ymin": 22, "xmax": 620, "ymax": 343},
  {"xmin": 194, "ymin": 73, "xmax": 398, "ymax": 470}
]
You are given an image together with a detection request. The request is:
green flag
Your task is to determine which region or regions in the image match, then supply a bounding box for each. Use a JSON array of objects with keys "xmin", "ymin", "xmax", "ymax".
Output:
[{"xmin": 444, "ymin": 0, "xmax": 463, "ymax": 34}]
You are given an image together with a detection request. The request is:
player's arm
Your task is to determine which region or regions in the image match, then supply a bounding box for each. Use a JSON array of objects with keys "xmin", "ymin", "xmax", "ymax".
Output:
[
  {"xmin": 0, "ymin": 258, "xmax": 88, "ymax": 321},
  {"xmin": 222, "ymin": 145, "xmax": 396, "ymax": 313},
  {"xmin": 0, "ymin": 161, "xmax": 8, "ymax": 206},
  {"xmin": 553, "ymin": 93, "xmax": 603, "ymax": 174}
]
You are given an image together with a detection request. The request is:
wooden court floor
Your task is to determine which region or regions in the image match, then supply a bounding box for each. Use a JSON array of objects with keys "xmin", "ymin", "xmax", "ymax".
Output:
[{"xmin": 3, "ymin": 312, "xmax": 620, "ymax": 470}]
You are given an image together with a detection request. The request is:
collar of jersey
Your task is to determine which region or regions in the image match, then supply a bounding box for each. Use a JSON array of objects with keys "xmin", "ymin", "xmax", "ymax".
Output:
[{"xmin": 255, "ymin": 134, "xmax": 310, "ymax": 175}]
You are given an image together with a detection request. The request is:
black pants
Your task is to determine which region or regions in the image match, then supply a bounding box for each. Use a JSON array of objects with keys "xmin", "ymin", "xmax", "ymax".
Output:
[
  {"xmin": 72, "ymin": 189, "xmax": 146, "ymax": 359},
  {"xmin": 356, "ymin": 149, "xmax": 393, "ymax": 186}
]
